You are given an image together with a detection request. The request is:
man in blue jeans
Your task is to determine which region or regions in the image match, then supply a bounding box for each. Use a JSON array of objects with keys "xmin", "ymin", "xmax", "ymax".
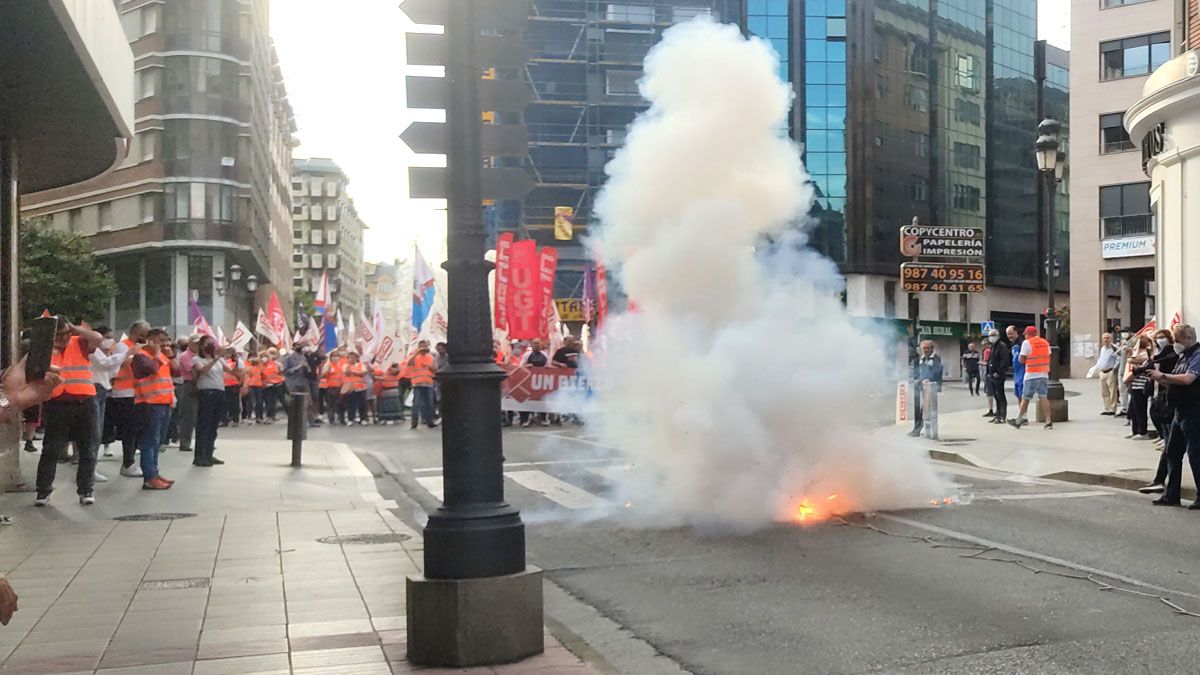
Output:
[
  {"xmin": 131, "ymin": 329, "xmax": 178, "ymax": 490},
  {"xmin": 1006, "ymin": 325, "xmax": 1025, "ymax": 401},
  {"xmin": 1149, "ymin": 324, "xmax": 1200, "ymax": 508}
]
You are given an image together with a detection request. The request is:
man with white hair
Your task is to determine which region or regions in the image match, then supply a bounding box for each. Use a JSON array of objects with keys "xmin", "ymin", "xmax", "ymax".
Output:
[
  {"xmin": 908, "ymin": 339, "xmax": 943, "ymax": 437},
  {"xmin": 1148, "ymin": 323, "xmax": 1200, "ymax": 508}
]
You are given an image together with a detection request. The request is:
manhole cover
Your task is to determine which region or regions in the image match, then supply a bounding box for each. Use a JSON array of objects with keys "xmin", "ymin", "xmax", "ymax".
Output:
[
  {"xmin": 316, "ymin": 533, "xmax": 411, "ymax": 545},
  {"xmin": 140, "ymin": 578, "xmax": 210, "ymax": 591},
  {"xmin": 113, "ymin": 513, "xmax": 197, "ymax": 522}
]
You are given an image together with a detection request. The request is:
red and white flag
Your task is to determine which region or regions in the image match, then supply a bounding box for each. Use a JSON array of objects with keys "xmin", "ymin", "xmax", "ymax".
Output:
[
  {"xmin": 255, "ymin": 308, "xmax": 279, "ymax": 346},
  {"xmin": 1170, "ymin": 310, "xmax": 1183, "ymax": 330},
  {"xmin": 1136, "ymin": 319, "xmax": 1157, "ymax": 336},
  {"xmin": 267, "ymin": 292, "xmax": 288, "ymax": 348}
]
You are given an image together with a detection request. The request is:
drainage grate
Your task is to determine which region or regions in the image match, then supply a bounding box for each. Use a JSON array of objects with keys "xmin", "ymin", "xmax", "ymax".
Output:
[
  {"xmin": 113, "ymin": 513, "xmax": 197, "ymax": 522},
  {"xmin": 316, "ymin": 533, "xmax": 411, "ymax": 545},
  {"xmin": 140, "ymin": 578, "xmax": 210, "ymax": 591}
]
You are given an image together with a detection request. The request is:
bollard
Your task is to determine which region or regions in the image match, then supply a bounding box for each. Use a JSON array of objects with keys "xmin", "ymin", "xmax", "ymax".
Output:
[
  {"xmin": 921, "ymin": 381, "xmax": 939, "ymax": 440},
  {"xmin": 287, "ymin": 392, "xmax": 308, "ymax": 467}
]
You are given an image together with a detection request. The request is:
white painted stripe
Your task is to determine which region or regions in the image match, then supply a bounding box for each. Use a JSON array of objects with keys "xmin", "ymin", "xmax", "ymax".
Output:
[
  {"xmin": 877, "ymin": 514, "xmax": 1200, "ymax": 599},
  {"xmin": 515, "ymin": 431, "xmax": 623, "ymax": 451},
  {"xmin": 507, "ymin": 470, "xmax": 608, "ymax": 510},
  {"xmin": 416, "ymin": 476, "xmax": 444, "ymax": 502},
  {"xmin": 410, "ymin": 457, "xmax": 616, "ymax": 476},
  {"xmin": 333, "ymin": 443, "xmax": 398, "ymax": 509},
  {"xmin": 585, "ymin": 464, "xmax": 634, "ymax": 481},
  {"xmin": 983, "ymin": 490, "xmax": 1113, "ymax": 501}
]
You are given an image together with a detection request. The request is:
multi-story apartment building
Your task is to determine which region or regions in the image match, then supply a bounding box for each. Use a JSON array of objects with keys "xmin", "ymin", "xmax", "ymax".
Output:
[
  {"xmin": 1068, "ymin": 0, "xmax": 1173, "ymax": 375},
  {"xmin": 742, "ymin": 0, "xmax": 1067, "ymax": 372},
  {"xmin": 517, "ymin": 0, "xmax": 741, "ymax": 299},
  {"xmin": 22, "ymin": 0, "xmax": 297, "ymax": 335},
  {"xmin": 365, "ymin": 259, "xmax": 406, "ymax": 335},
  {"xmin": 291, "ymin": 158, "xmax": 367, "ymax": 320}
]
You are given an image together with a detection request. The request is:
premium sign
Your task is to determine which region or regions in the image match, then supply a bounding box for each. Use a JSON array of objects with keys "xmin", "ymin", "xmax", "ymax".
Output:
[
  {"xmin": 899, "ymin": 225, "xmax": 985, "ymax": 259},
  {"xmin": 1101, "ymin": 235, "xmax": 1155, "ymax": 259},
  {"xmin": 901, "ymin": 262, "xmax": 985, "ymax": 293}
]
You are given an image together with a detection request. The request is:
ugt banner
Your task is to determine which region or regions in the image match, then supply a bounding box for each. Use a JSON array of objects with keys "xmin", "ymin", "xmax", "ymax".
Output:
[{"xmin": 506, "ymin": 239, "xmax": 540, "ymax": 339}]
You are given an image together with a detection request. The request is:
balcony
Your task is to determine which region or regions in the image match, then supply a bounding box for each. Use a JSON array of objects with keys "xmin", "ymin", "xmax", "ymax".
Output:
[{"xmin": 1101, "ymin": 214, "xmax": 1153, "ymax": 239}]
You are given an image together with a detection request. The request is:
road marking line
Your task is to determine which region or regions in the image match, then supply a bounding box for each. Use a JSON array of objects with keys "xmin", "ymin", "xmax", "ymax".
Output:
[
  {"xmin": 585, "ymin": 464, "xmax": 634, "ymax": 481},
  {"xmin": 516, "ymin": 432, "xmax": 623, "ymax": 451},
  {"xmin": 416, "ymin": 476, "xmax": 444, "ymax": 503},
  {"xmin": 877, "ymin": 513, "xmax": 1200, "ymax": 600},
  {"xmin": 507, "ymin": 470, "xmax": 608, "ymax": 510},
  {"xmin": 334, "ymin": 443, "xmax": 399, "ymax": 510},
  {"xmin": 982, "ymin": 490, "xmax": 1113, "ymax": 501},
  {"xmin": 410, "ymin": 457, "xmax": 616, "ymax": 476}
]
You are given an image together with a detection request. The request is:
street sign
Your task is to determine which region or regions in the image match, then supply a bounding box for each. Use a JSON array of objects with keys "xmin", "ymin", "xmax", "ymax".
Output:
[
  {"xmin": 406, "ymin": 75, "xmax": 535, "ymax": 112},
  {"xmin": 899, "ymin": 224, "xmax": 984, "ymax": 259},
  {"xmin": 401, "ymin": 121, "xmax": 529, "ymax": 157},
  {"xmin": 900, "ymin": 262, "xmax": 985, "ymax": 293},
  {"xmin": 409, "ymin": 166, "xmax": 536, "ymax": 200},
  {"xmin": 400, "ymin": 0, "xmax": 530, "ymax": 30},
  {"xmin": 980, "ymin": 320, "xmax": 995, "ymax": 334}
]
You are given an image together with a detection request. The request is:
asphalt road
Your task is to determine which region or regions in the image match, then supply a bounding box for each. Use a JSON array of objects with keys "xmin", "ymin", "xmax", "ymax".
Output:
[{"xmin": 265, "ymin": 417, "xmax": 1200, "ymax": 674}]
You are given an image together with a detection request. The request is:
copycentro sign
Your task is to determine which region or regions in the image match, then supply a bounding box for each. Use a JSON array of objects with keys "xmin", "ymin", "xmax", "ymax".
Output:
[
  {"xmin": 899, "ymin": 225, "xmax": 984, "ymax": 259},
  {"xmin": 1101, "ymin": 235, "xmax": 1156, "ymax": 259}
]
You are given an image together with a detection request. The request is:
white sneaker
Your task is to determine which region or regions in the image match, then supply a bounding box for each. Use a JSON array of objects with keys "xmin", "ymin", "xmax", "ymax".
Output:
[
  {"xmin": 79, "ymin": 493, "xmax": 95, "ymax": 505},
  {"xmin": 94, "ymin": 471, "xmax": 109, "ymax": 483},
  {"xmin": 34, "ymin": 494, "xmax": 49, "ymax": 507},
  {"xmin": 120, "ymin": 465, "xmax": 143, "ymax": 478},
  {"xmin": 102, "ymin": 444, "xmax": 114, "ymax": 458}
]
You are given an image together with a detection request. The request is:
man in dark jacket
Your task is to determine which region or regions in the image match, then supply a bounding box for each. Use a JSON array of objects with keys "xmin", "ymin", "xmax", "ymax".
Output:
[
  {"xmin": 909, "ymin": 340, "xmax": 944, "ymax": 437},
  {"xmin": 986, "ymin": 328, "xmax": 1012, "ymax": 424}
]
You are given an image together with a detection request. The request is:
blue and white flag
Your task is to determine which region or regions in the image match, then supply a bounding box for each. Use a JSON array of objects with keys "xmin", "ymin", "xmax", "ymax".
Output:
[{"xmin": 412, "ymin": 245, "xmax": 436, "ymax": 333}]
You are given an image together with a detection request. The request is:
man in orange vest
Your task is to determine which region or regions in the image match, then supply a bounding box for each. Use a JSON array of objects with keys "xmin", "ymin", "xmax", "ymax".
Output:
[
  {"xmin": 34, "ymin": 319, "xmax": 103, "ymax": 507},
  {"xmin": 320, "ymin": 349, "xmax": 346, "ymax": 425},
  {"xmin": 342, "ymin": 351, "xmax": 369, "ymax": 425},
  {"xmin": 407, "ymin": 340, "xmax": 438, "ymax": 429},
  {"xmin": 1010, "ymin": 325, "xmax": 1054, "ymax": 430},
  {"xmin": 108, "ymin": 320, "xmax": 150, "ymax": 477},
  {"xmin": 261, "ymin": 348, "xmax": 287, "ymax": 423},
  {"xmin": 131, "ymin": 329, "xmax": 179, "ymax": 490}
]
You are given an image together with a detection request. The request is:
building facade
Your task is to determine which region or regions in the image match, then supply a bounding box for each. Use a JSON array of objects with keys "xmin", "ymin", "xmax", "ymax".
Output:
[
  {"xmin": 291, "ymin": 158, "xmax": 367, "ymax": 320},
  {"xmin": 365, "ymin": 259, "xmax": 406, "ymax": 335},
  {"xmin": 744, "ymin": 0, "xmax": 1066, "ymax": 374},
  {"xmin": 1067, "ymin": 0, "xmax": 1173, "ymax": 375},
  {"xmin": 23, "ymin": 0, "xmax": 297, "ymax": 336},
  {"xmin": 1126, "ymin": 0, "xmax": 1200, "ymax": 336},
  {"xmin": 520, "ymin": 0, "xmax": 741, "ymax": 300}
]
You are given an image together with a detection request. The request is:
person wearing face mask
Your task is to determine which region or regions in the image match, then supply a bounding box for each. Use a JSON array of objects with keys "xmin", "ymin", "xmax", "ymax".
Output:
[
  {"xmin": 191, "ymin": 336, "xmax": 228, "ymax": 467},
  {"xmin": 1117, "ymin": 328, "xmax": 1135, "ymax": 418},
  {"xmin": 985, "ymin": 329, "xmax": 1011, "ymax": 424},
  {"xmin": 1138, "ymin": 330, "xmax": 1180, "ymax": 495},
  {"xmin": 1147, "ymin": 324, "xmax": 1200, "ymax": 508},
  {"xmin": 1123, "ymin": 333, "xmax": 1155, "ymax": 441}
]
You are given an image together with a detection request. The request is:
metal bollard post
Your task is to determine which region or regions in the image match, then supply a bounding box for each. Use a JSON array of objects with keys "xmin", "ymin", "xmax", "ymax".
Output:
[
  {"xmin": 287, "ymin": 392, "xmax": 308, "ymax": 467},
  {"xmin": 921, "ymin": 381, "xmax": 939, "ymax": 440}
]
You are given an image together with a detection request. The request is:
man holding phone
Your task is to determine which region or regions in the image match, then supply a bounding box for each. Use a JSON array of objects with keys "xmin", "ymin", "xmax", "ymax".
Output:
[{"xmin": 34, "ymin": 319, "xmax": 103, "ymax": 506}]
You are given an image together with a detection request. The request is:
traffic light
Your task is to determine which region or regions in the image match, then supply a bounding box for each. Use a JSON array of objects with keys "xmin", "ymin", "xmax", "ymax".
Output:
[{"xmin": 400, "ymin": 0, "xmax": 534, "ymax": 201}]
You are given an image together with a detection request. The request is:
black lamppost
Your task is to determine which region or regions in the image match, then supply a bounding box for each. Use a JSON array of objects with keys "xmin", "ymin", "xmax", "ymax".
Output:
[{"xmin": 1035, "ymin": 118, "xmax": 1066, "ymax": 403}]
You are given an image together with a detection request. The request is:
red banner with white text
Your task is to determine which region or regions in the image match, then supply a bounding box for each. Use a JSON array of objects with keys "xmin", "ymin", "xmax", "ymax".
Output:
[
  {"xmin": 537, "ymin": 247, "xmax": 558, "ymax": 339},
  {"xmin": 493, "ymin": 232, "xmax": 514, "ymax": 331},
  {"xmin": 505, "ymin": 239, "xmax": 540, "ymax": 339}
]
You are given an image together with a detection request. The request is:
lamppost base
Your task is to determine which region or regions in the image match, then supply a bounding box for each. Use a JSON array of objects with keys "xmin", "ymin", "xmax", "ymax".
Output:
[
  {"xmin": 1037, "ymin": 385, "xmax": 1069, "ymax": 423},
  {"xmin": 406, "ymin": 567, "xmax": 545, "ymax": 667}
]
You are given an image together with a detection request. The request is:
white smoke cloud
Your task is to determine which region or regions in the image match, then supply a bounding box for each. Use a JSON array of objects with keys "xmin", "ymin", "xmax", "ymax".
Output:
[{"xmin": 587, "ymin": 19, "xmax": 944, "ymax": 531}]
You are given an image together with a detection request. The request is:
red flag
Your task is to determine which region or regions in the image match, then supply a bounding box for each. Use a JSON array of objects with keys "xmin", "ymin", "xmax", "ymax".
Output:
[
  {"xmin": 537, "ymin": 247, "xmax": 558, "ymax": 339},
  {"xmin": 506, "ymin": 240, "xmax": 540, "ymax": 339},
  {"xmin": 595, "ymin": 259, "xmax": 608, "ymax": 329},
  {"xmin": 494, "ymin": 232, "xmax": 514, "ymax": 331},
  {"xmin": 1170, "ymin": 311, "xmax": 1183, "ymax": 330},
  {"xmin": 267, "ymin": 292, "xmax": 288, "ymax": 348},
  {"xmin": 1136, "ymin": 319, "xmax": 1157, "ymax": 336},
  {"xmin": 39, "ymin": 309, "xmax": 52, "ymax": 318}
]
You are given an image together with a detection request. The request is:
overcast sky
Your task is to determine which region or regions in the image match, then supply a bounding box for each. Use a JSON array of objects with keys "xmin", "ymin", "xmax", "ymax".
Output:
[{"xmin": 271, "ymin": 0, "xmax": 1070, "ymax": 266}]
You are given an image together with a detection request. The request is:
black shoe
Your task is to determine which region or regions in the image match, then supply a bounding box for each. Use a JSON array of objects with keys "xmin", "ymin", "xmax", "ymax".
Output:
[
  {"xmin": 906, "ymin": 429, "xmax": 921, "ymax": 438},
  {"xmin": 1138, "ymin": 483, "xmax": 1165, "ymax": 494},
  {"xmin": 180, "ymin": 447, "xmax": 192, "ymax": 453},
  {"xmin": 427, "ymin": 423, "xmax": 439, "ymax": 429},
  {"xmin": 410, "ymin": 424, "xmax": 418, "ymax": 430},
  {"xmin": 982, "ymin": 411, "xmax": 995, "ymax": 418},
  {"xmin": 1152, "ymin": 497, "xmax": 1182, "ymax": 506},
  {"xmin": 23, "ymin": 440, "xmax": 36, "ymax": 453},
  {"xmin": 1189, "ymin": 502, "xmax": 1200, "ymax": 511},
  {"xmin": 192, "ymin": 460, "xmax": 211, "ymax": 467},
  {"xmin": 210, "ymin": 457, "xmax": 225, "ymax": 465}
]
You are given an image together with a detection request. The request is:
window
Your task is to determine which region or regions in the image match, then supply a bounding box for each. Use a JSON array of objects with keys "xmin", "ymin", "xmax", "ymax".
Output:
[
  {"xmin": 326, "ymin": 181, "xmax": 338, "ymax": 197},
  {"xmin": 145, "ymin": 255, "xmax": 172, "ymax": 328},
  {"xmin": 98, "ymin": 202, "xmax": 113, "ymax": 231},
  {"xmin": 311, "ymin": 204, "xmax": 323, "ymax": 221},
  {"xmin": 67, "ymin": 209, "xmax": 81, "ymax": 234},
  {"xmin": 328, "ymin": 230, "xmax": 338, "ymax": 245},
  {"xmin": 310, "ymin": 178, "xmax": 323, "ymax": 196},
  {"xmin": 164, "ymin": 56, "xmax": 238, "ymax": 99},
  {"xmin": 884, "ymin": 281, "xmax": 897, "ymax": 318},
  {"xmin": 162, "ymin": 119, "xmax": 238, "ymax": 163},
  {"xmin": 293, "ymin": 252, "xmax": 306, "ymax": 265},
  {"xmin": 606, "ymin": 3, "xmax": 655, "ymax": 23},
  {"xmin": 826, "ymin": 17, "xmax": 847, "ymax": 39},
  {"xmin": 293, "ymin": 229, "xmax": 306, "ymax": 244},
  {"xmin": 1101, "ymin": 32, "xmax": 1170, "ymax": 80},
  {"xmin": 327, "ymin": 205, "xmax": 338, "ymax": 221},
  {"xmin": 955, "ymin": 98, "xmax": 981, "ymax": 126},
  {"xmin": 908, "ymin": 130, "xmax": 929, "ymax": 158},
  {"xmin": 139, "ymin": 130, "xmax": 159, "ymax": 162},
  {"xmin": 141, "ymin": 194, "xmax": 156, "ymax": 223},
  {"xmin": 672, "ymin": 6, "xmax": 711, "ymax": 23},
  {"xmin": 312, "ymin": 229, "xmax": 323, "ymax": 245},
  {"xmin": 605, "ymin": 70, "xmax": 640, "ymax": 96},
  {"xmin": 188, "ymin": 255, "xmax": 213, "ymax": 320},
  {"xmin": 956, "ymin": 54, "xmax": 979, "ymax": 91},
  {"xmin": 1099, "ymin": 182, "xmax": 1152, "ymax": 237},
  {"xmin": 938, "ymin": 294, "xmax": 949, "ymax": 321},
  {"xmin": 907, "ymin": 293, "xmax": 920, "ymax": 321},
  {"xmin": 163, "ymin": 182, "xmax": 235, "ymax": 222},
  {"xmin": 311, "ymin": 278, "xmax": 322, "ymax": 293},
  {"xmin": 952, "ymin": 184, "xmax": 981, "ymax": 212},
  {"xmin": 327, "ymin": 254, "xmax": 339, "ymax": 269},
  {"xmin": 910, "ymin": 175, "xmax": 928, "ymax": 202},
  {"xmin": 904, "ymin": 85, "xmax": 928, "ymax": 112},
  {"xmin": 164, "ymin": 183, "xmax": 189, "ymax": 221},
  {"xmin": 907, "ymin": 41, "xmax": 929, "ymax": 75},
  {"xmin": 875, "ymin": 73, "xmax": 887, "ymax": 99},
  {"xmin": 292, "ymin": 179, "xmax": 307, "ymax": 196},
  {"xmin": 1100, "ymin": 112, "xmax": 1135, "ymax": 153},
  {"xmin": 136, "ymin": 68, "xmax": 160, "ymax": 99},
  {"xmin": 953, "ymin": 142, "xmax": 981, "ymax": 169},
  {"xmin": 310, "ymin": 254, "xmax": 323, "ymax": 269}
]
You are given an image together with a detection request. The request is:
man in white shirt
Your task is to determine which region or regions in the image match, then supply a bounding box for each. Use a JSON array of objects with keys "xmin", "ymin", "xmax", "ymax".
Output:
[
  {"xmin": 89, "ymin": 326, "xmax": 126, "ymax": 479},
  {"xmin": 1096, "ymin": 332, "xmax": 1120, "ymax": 415}
]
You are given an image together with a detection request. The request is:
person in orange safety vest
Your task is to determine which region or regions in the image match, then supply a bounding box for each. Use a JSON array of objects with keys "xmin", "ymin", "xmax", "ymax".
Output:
[
  {"xmin": 131, "ymin": 329, "xmax": 179, "ymax": 490},
  {"xmin": 406, "ymin": 340, "xmax": 438, "ymax": 429},
  {"xmin": 1009, "ymin": 325, "xmax": 1055, "ymax": 430},
  {"xmin": 34, "ymin": 319, "xmax": 103, "ymax": 507},
  {"xmin": 341, "ymin": 351, "xmax": 369, "ymax": 425}
]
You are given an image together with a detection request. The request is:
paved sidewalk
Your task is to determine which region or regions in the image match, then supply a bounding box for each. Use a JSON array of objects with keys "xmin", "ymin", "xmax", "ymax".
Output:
[
  {"xmin": 0, "ymin": 437, "xmax": 597, "ymax": 674},
  {"xmin": 884, "ymin": 378, "xmax": 1196, "ymax": 498}
]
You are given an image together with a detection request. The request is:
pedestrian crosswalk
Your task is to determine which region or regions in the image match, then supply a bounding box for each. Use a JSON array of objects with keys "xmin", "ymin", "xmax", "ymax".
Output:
[{"xmin": 412, "ymin": 466, "xmax": 618, "ymax": 512}]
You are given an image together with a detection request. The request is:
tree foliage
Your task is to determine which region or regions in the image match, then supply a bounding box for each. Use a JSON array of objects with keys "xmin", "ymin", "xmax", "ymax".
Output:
[{"xmin": 19, "ymin": 219, "xmax": 118, "ymax": 325}]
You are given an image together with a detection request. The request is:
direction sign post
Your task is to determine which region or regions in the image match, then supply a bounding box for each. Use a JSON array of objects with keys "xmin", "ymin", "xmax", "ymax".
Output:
[{"xmin": 401, "ymin": 0, "xmax": 543, "ymax": 667}]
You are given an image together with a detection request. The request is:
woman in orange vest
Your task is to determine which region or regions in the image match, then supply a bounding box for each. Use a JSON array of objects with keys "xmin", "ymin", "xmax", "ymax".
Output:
[
  {"xmin": 261, "ymin": 348, "xmax": 287, "ymax": 423},
  {"xmin": 34, "ymin": 320, "xmax": 103, "ymax": 507},
  {"xmin": 320, "ymin": 350, "xmax": 345, "ymax": 424},
  {"xmin": 131, "ymin": 329, "xmax": 179, "ymax": 490},
  {"xmin": 222, "ymin": 350, "xmax": 243, "ymax": 427},
  {"xmin": 244, "ymin": 355, "xmax": 266, "ymax": 424},
  {"xmin": 341, "ymin": 351, "xmax": 369, "ymax": 425}
]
